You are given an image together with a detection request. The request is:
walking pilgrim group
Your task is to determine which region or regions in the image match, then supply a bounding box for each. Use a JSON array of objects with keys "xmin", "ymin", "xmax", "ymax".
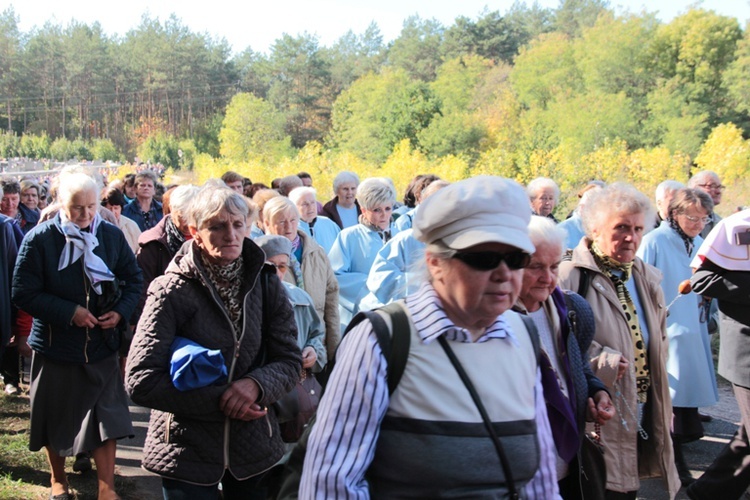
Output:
[{"xmin": 2, "ymin": 165, "xmax": 749, "ymax": 500}]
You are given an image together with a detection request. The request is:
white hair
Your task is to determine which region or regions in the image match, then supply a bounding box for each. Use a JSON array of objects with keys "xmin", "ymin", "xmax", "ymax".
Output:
[
  {"xmin": 58, "ymin": 172, "xmax": 100, "ymax": 207},
  {"xmin": 333, "ymin": 171, "xmax": 360, "ymax": 192},
  {"xmin": 356, "ymin": 178, "xmax": 396, "ymax": 210},
  {"xmin": 170, "ymin": 185, "xmax": 200, "ymax": 215},
  {"xmin": 527, "ymin": 177, "xmax": 560, "ymax": 201},
  {"xmin": 655, "ymin": 180, "xmax": 685, "ymax": 203},
  {"xmin": 288, "ymin": 186, "xmax": 317, "ymax": 205},
  {"xmin": 528, "ymin": 216, "xmax": 566, "ymax": 258}
]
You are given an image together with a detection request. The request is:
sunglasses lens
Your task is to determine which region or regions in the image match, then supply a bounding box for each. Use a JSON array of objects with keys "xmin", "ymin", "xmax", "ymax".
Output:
[{"xmin": 453, "ymin": 251, "xmax": 530, "ymax": 271}]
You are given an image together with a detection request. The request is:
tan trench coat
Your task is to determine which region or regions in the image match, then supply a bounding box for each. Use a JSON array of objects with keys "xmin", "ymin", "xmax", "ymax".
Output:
[
  {"xmin": 284, "ymin": 230, "xmax": 341, "ymax": 360},
  {"xmin": 559, "ymin": 238, "xmax": 680, "ymax": 498}
]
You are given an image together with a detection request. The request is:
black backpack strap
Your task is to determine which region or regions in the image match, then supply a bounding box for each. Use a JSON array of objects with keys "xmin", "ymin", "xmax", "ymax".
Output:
[
  {"xmin": 343, "ymin": 301, "xmax": 410, "ymax": 395},
  {"xmin": 275, "ymin": 302, "xmax": 411, "ymax": 500}
]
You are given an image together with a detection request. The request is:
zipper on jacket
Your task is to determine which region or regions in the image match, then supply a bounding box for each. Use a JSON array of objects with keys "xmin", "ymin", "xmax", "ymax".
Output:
[
  {"xmin": 197, "ymin": 263, "xmax": 260, "ymax": 471},
  {"xmin": 83, "ymin": 269, "xmax": 90, "ymax": 364},
  {"xmin": 164, "ymin": 413, "xmax": 173, "ymax": 444}
]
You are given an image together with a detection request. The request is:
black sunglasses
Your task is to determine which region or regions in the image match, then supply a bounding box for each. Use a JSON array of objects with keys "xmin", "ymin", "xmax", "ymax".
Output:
[{"xmin": 452, "ymin": 250, "xmax": 531, "ymax": 271}]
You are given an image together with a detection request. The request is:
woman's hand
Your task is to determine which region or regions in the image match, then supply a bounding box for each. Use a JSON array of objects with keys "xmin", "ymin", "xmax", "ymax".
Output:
[
  {"xmin": 587, "ymin": 390, "xmax": 616, "ymax": 425},
  {"xmin": 220, "ymin": 378, "xmax": 267, "ymax": 421},
  {"xmin": 72, "ymin": 306, "xmax": 98, "ymax": 328},
  {"xmin": 617, "ymin": 357, "xmax": 629, "ymax": 381},
  {"xmin": 97, "ymin": 311, "xmax": 122, "ymax": 330},
  {"xmin": 17, "ymin": 336, "xmax": 32, "ymax": 358},
  {"xmin": 301, "ymin": 346, "xmax": 317, "ymax": 369}
]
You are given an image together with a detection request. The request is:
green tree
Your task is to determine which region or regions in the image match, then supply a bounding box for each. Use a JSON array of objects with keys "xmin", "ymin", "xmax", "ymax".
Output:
[
  {"xmin": 219, "ymin": 92, "xmax": 292, "ymax": 162},
  {"xmin": 647, "ymin": 10, "xmax": 742, "ymax": 131},
  {"xmin": 266, "ymin": 33, "xmax": 333, "ymax": 147},
  {"xmin": 326, "ymin": 23, "xmax": 385, "ymax": 94},
  {"xmin": 510, "ymin": 32, "xmax": 583, "ymax": 109},
  {"xmin": 328, "ymin": 68, "xmax": 440, "ymax": 163},
  {"xmin": 554, "ymin": 0, "xmax": 610, "ymax": 37},
  {"xmin": 0, "ymin": 8, "xmax": 23, "ymax": 132},
  {"xmin": 387, "ymin": 16, "xmax": 445, "ymax": 81}
]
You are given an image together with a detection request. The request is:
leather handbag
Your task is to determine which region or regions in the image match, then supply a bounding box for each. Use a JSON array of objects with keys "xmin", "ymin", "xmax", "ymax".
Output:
[
  {"xmin": 579, "ymin": 430, "xmax": 607, "ymax": 500},
  {"xmin": 274, "ymin": 369, "xmax": 322, "ymax": 443}
]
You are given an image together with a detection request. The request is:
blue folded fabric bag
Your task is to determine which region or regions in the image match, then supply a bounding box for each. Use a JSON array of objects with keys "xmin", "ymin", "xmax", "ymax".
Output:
[{"xmin": 170, "ymin": 337, "xmax": 228, "ymax": 391}]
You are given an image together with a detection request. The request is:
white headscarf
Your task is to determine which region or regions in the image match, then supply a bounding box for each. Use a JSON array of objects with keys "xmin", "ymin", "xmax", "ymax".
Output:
[
  {"xmin": 691, "ymin": 209, "xmax": 750, "ymax": 272},
  {"xmin": 55, "ymin": 211, "xmax": 115, "ymax": 294}
]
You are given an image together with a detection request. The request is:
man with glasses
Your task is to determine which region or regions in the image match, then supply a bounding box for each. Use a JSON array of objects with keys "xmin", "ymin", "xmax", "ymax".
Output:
[{"xmin": 689, "ymin": 170, "xmax": 724, "ymax": 239}]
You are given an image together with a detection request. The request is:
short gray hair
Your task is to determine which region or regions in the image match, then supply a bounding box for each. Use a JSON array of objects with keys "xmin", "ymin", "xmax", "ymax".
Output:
[
  {"xmin": 278, "ymin": 175, "xmax": 304, "ymax": 197},
  {"xmin": 527, "ymin": 177, "xmax": 560, "ymax": 202},
  {"xmin": 688, "ymin": 170, "xmax": 720, "ymax": 189},
  {"xmin": 169, "ymin": 185, "xmax": 199, "ymax": 215},
  {"xmin": 655, "ymin": 180, "xmax": 685, "ymax": 202},
  {"xmin": 581, "ymin": 182, "xmax": 654, "ymax": 239},
  {"xmin": 262, "ymin": 195, "xmax": 299, "ymax": 226},
  {"xmin": 189, "ymin": 184, "xmax": 248, "ymax": 229},
  {"xmin": 58, "ymin": 172, "xmax": 100, "ymax": 207},
  {"xmin": 356, "ymin": 177, "xmax": 396, "ymax": 211},
  {"xmin": 528, "ymin": 216, "xmax": 566, "ymax": 257},
  {"xmin": 135, "ymin": 170, "xmax": 158, "ymax": 187},
  {"xmin": 333, "ymin": 171, "xmax": 360, "ymax": 192},
  {"xmin": 288, "ymin": 186, "xmax": 317, "ymax": 205}
]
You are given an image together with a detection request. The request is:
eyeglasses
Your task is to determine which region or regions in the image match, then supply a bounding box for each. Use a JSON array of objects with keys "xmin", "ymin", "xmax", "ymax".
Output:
[
  {"xmin": 697, "ymin": 183, "xmax": 724, "ymax": 191},
  {"xmin": 682, "ymin": 214, "xmax": 711, "ymax": 224},
  {"xmin": 267, "ymin": 262, "xmax": 289, "ymax": 273},
  {"xmin": 452, "ymin": 250, "xmax": 531, "ymax": 271}
]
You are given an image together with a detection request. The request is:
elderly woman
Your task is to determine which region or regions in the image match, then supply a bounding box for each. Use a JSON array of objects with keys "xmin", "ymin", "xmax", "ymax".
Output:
[
  {"xmin": 515, "ymin": 216, "xmax": 614, "ymax": 497},
  {"xmin": 637, "ymin": 188, "xmax": 718, "ymax": 483},
  {"xmin": 321, "ymin": 170, "xmax": 361, "ymax": 229},
  {"xmin": 126, "ymin": 185, "xmax": 301, "ymax": 499},
  {"xmin": 300, "ymin": 176, "xmax": 559, "ymax": 497},
  {"xmin": 528, "ymin": 177, "xmax": 560, "ymax": 222},
  {"xmin": 12, "ymin": 172, "xmax": 142, "ymax": 500},
  {"xmin": 288, "ymin": 186, "xmax": 340, "ymax": 254},
  {"xmin": 328, "ymin": 177, "xmax": 397, "ymax": 330},
  {"xmin": 255, "ymin": 235, "xmax": 326, "ymax": 373},
  {"xmin": 559, "ymin": 182, "xmax": 680, "ymax": 498},
  {"xmin": 250, "ymin": 188, "xmax": 280, "ymax": 239},
  {"xmin": 262, "ymin": 196, "xmax": 340, "ymax": 362}
]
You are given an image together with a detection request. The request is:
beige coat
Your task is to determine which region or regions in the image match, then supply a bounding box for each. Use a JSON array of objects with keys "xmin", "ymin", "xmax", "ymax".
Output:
[
  {"xmin": 284, "ymin": 230, "xmax": 340, "ymax": 360},
  {"xmin": 559, "ymin": 238, "xmax": 679, "ymax": 498}
]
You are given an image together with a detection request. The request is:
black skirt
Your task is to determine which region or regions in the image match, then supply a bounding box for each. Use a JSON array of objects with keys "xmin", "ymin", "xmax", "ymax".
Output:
[{"xmin": 28, "ymin": 352, "xmax": 134, "ymax": 455}]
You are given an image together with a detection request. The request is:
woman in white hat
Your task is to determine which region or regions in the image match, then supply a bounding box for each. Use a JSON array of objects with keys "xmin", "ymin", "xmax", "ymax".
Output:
[{"xmin": 301, "ymin": 176, "xmax": 559, "ymax": 498}]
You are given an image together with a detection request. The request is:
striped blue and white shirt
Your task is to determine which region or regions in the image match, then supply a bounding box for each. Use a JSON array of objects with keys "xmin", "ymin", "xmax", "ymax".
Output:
[{"xmin": 300, "ymin": 282, "xmax": 560, "ymax": 499}]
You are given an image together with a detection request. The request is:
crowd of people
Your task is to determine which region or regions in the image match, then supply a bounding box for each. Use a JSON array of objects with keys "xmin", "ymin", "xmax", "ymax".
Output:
[{"xmin": 0, "ymin": 163, "xmax": 748, "ymax": 500}]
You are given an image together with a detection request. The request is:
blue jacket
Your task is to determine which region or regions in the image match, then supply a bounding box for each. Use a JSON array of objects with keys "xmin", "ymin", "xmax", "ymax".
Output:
[
  {"xmin": 122, "ymin": 198, "xmax": 163, "ymax": 232},
  {"xmin": 638, "ymin": 221, "xmax": 718, "ymax": 407},
  {"xmin": 12, "ymin": 216, "xmax": 143, "ymax": 364}
]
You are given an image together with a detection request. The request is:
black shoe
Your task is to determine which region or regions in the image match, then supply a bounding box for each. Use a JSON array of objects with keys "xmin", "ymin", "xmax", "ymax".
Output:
[
  {"xmin": 699, "ymin": 412, "xmax": 713, "ymax": 422},
  {"xmin": 73, "ymin": 452, "xmax": 91, "ymax": 473}
]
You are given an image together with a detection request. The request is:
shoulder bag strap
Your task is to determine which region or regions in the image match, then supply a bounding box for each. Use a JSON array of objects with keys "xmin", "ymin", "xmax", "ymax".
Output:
[{"xmin": 436, "ymin": 336, "xmax": 518, "ymax": 500}]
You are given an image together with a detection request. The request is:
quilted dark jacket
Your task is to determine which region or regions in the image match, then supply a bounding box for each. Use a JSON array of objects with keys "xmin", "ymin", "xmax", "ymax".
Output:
[
  {"xmin": 12, "ymin": 215, "xmax": 142, "ymax": 364},
  {"xmin": 126, "ymin": 238, "xmax": 302, "ymax": 484}
]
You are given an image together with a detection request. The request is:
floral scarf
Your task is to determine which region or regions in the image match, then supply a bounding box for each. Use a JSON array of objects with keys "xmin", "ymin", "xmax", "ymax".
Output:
[{"xmin": 202, "ymin": 253, "xmax": 244, "ymax": 334}]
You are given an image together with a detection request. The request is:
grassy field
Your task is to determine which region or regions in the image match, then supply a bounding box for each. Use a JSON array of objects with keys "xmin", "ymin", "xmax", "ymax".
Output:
[{"xmin": 0, "ymin": 393, "xmax": 137, "ymax": 500}]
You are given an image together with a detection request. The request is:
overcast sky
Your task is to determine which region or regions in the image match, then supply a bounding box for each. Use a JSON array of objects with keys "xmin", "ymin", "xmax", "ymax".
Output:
[{"xmin": 6, "ymin": 0, "xmax": 750, "ymax": 55}]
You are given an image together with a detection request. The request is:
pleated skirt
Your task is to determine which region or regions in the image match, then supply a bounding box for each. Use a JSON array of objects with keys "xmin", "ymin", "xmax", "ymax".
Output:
[{"xmin": 28, "ymin": 352, "xmax": 134, "ymax": 456}]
